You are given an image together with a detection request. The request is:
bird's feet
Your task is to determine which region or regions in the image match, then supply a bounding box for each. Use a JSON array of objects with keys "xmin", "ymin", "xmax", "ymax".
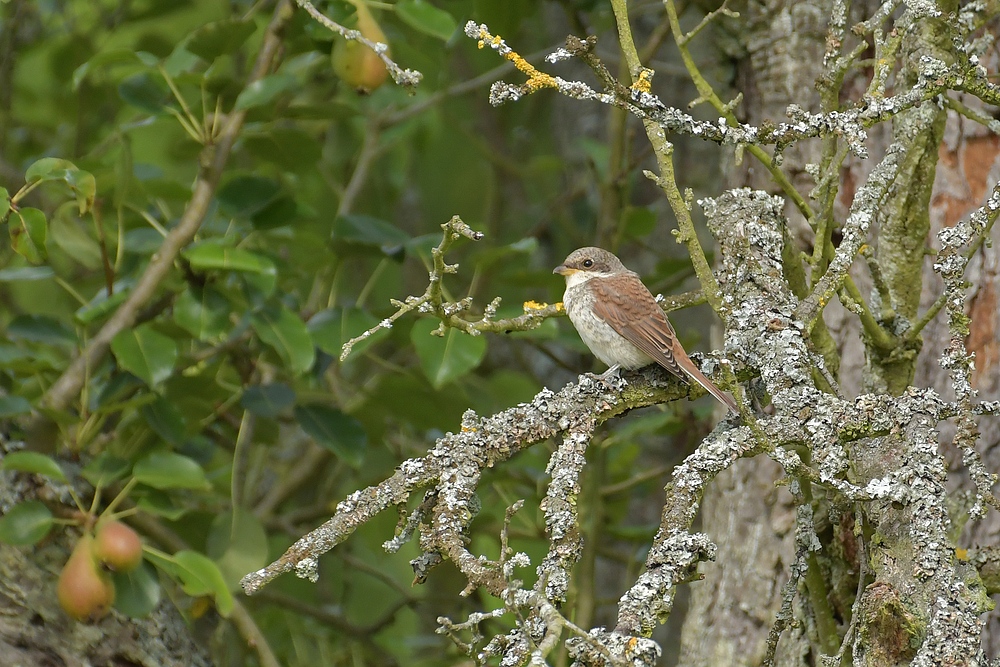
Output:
[{"xmin": 584, "ymin": 364, "xmax": 625, "ymax": 390}]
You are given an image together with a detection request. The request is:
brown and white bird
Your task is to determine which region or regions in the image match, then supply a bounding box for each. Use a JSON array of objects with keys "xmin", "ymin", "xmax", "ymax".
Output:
[{"xmin": 554, "ymin": 247, "xmax": 738, "ymax": 414}]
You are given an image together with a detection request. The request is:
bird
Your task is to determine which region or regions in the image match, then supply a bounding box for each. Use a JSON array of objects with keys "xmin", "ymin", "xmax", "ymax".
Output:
[{"xmin": 553, "ymin": 247, "xmax": 738, "ymax": 414}]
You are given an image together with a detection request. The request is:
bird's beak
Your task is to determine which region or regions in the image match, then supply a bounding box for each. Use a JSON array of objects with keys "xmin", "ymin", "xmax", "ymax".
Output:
[{"xmin": 553, "ymin": 265, "xmax": 577, "ymax": 276}]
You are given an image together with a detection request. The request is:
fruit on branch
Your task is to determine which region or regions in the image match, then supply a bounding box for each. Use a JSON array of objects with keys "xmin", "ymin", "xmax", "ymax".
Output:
[
  {"xmin": 57, "ymin": 533, "xmax": 115, "ymax": 622},
  {"xmin": 332, "ymin": 3, "xmax": 390, "ymax": 93},
  {"xmin": 93, "ymin": 520, "xmax": 143, "ymax": 572}
]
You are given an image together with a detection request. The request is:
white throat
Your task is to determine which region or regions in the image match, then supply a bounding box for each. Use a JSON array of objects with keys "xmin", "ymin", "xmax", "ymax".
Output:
[{"xmin": 564, "ymin": 270, "xmax": 613, "ymax": 289}]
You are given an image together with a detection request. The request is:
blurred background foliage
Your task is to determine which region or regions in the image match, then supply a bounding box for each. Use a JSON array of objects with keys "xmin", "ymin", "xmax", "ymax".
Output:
[{"xmin": 0, "ymin": 0, "xmax": 736, "ymax": 664}]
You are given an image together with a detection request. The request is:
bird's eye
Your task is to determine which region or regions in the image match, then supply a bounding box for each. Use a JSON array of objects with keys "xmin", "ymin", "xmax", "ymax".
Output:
[{"xmin": 582, "ymin": 259, "xmax": 594, "ymax": 268}]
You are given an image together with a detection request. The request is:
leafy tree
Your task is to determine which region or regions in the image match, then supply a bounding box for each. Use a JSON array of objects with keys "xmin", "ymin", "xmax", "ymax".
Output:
[{"xmin": 1, "ymin": 1, "xmax": 1000, "ymax": 666}]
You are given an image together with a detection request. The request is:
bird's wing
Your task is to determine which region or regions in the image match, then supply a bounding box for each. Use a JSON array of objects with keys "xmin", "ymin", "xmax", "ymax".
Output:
[
  {"xmin": 590, "ymin": 275, "xmax": 739, "ymax": 413},
  {"xmin": 589, "ymin": 275, "xmax": 686, "ymax": 379}
]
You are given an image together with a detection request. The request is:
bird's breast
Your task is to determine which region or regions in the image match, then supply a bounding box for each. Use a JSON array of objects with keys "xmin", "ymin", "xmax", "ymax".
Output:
[{"xmin": 563, "ymin": 282, "xmax": 652, "ymax": 369}]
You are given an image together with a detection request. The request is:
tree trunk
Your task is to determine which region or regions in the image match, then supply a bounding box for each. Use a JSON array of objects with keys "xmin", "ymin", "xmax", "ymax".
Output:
[{"xmin": 679, "ymin": 1, "xmax": 1000, "ymax": 663}]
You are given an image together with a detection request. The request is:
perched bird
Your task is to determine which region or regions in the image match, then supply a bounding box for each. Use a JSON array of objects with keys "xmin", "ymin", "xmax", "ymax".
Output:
[{"xmin": 554, "ymin": 247, "xmax": 738, "ymax": 414}]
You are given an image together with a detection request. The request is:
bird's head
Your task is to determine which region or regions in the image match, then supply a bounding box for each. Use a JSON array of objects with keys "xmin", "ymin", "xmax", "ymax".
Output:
[{"xmin": 553, "ymin": 247, "xmax": 626, "ymax": 284}]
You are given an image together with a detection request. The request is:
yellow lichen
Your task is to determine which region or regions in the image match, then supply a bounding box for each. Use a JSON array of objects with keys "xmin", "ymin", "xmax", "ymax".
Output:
[
  {"xmin": 522, "ymin": 300, "xmax": 564, "ymax": 313},
  {"xmin": 476, "ymin": 25, "xmax": 558, "ymax": 95},
  {"xmin": 631, "ymin": 68, "xmax": 653, "ymax": 93}
]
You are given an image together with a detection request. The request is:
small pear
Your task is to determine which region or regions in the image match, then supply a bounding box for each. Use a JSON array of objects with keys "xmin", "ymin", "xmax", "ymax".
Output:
[
  {"xmin": 57, "ymin": 534, "xmax": 115, "ymax": 622},
  {"xmin": 332, "ymin": 4, "xmax": 389, "ymax": 93},
  {"xmin": 93, "ymin": 520, "xmax": 143, "ymax": 572}
]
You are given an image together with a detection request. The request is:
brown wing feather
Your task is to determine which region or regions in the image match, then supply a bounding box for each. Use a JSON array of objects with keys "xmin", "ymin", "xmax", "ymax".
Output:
[
  {"xmin": 590, "ymin": 274, "xmax": 739, "ymax": 413},
  {"xmin": 589, "ymin": 274, "xmax": 685, "ymax": 379}
]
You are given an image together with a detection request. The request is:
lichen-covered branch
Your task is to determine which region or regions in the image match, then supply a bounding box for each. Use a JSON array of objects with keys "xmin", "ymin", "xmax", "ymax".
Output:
[
  {"xmin": 242, "ymin": 369, "xmax": 704, "ymax": 595},
  {"xmin": 797, "ymin": 145, "xmax": 900, "ymax": 330},
  {"xmin": 463, "ymin": 21, "xmax": 983, "ymax": 162},
  {"xmin": 934, "ymin": 181, "xmax": 1000, "ymax": 518}
]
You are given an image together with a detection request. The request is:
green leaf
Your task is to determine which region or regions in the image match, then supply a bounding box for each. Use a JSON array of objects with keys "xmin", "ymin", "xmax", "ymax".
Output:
[
  {"xmin": 154, "ymin": 550, "xmax": 234, "ymax": 617},
  {"xmin": 25, "ymin": 157, "xmax": 76, "ymax": 184},
  {"xmin": 7, "ymin": 314, "xmax": 77, "ymax": 346},
  {"xmin": 10, "ymin": 208, "xmax": 48, "ymax": 264},
  {"xmin": 251, "ymin": 195, "xmax": 300, "ymax": 230},
  {"xmin": 294, "ymin": 404, "xmax": 367, "ymax": 467},
  {"xmin": 308, "ymin": 307, "xmax": 389, "ymax": 358},
  {"xmin": 241, "ymin": 270, "xmax": 278, "ymax": 300},
  {"xmin": 133, "ymin": 451, "xmax": 210, "ymax": 490},
  {"xmin": 0, "ymin": 346, "xmax": 31, "ymax": 370},
  {"xmin": 2, "ymin": 452, "xmax": 67, "ymax": 482},
  {"xmin": 122, "ymin": 228, "xmax": 166, "ymax": 255},
  {"xmin": 23, "ymin": 159, "xmax": 95, "ymax": 214},
  {"xmin": 161, "ymin": 46, "xmax": 200, "ymax": 77},
  {"xmin": 622, "ymin": 206, "xmax": 656, "ymax": 239},
  {"xmin": 75, "ymin": 283, "xmax": 132, "ymax": 325},
  {"xmin": 185, "ymin": 19, "xmax": 256, "ymax": 62},
  {"xmin": 233, "ymin": 73, "xmax": 298, "ymax": 111},
  {"xmin": 118, "ymin": 72, "xmax": 169, "ymax": 113},
  {"xmin": 111, "ymin": 325, "xmax": 178, "ymax": 386},
  {"xmin": 396, "ymin": 0, "xmax": 458, "ymax": 41},
  {"xmin": 65, "ymin": 168, "xmax": 97, "ymax": 215},
  {"xmin": 251, "ymin": 307, "xmax": 315, "ymax": 375},
  {"xmin": 243, "ymin": 127, "xmax": 323, "ymax": 173},
  {"xmin": 0, "ymin": 501, "xmax": 54, "ymax": 545},
  {"xmin": 0, "ymin": 186, "xmax": 9, "ymax": 219},
  {"xmin": 50, "ymin": 207, "xmax": 103, "ymax": 269},
  {"xmin": 240, "ymin": 383, "xmax": 296, "ymax": 418},
  {"xmin": 140, "ymin": 396, "xmax": 187, "ymax": 445},
  {"xmin": 411, "ymin": 319, "xmax": 487, "ymax": 389},
  {"xmin": 0, "ymin": 396, "xmax": 33, "ymax": 419},
  {"xmin": 135, "ymin": 488, "xmax": 188, "ymax": 520},
  {"xmin": 72, "ymin": 48, "xmax": 146, "ymax": 89},
  {"xmin": 112, "ymin": 561, "xmax": 160, "ymax": 618},
  {"xmin": 206, "ymin": 510, "xmax": 269, "ymax": 590},
  {"xmin": 216, "ymin": 175, "xmax": 282, "ymax": 219},
  {"xmin": 81, "ymin": 453, "xmax": 131, "ymax": 487},
  {"xmin": 183, "ymin": 243, "xmax": 277, "ymax": 275},
  {"xmin": 173, "ymin": 288, "xmax": 232, "ymax": 341},
  {"xmin": 0, "ymin": 266, "xmax": 54, "ymax": 282},
  {"xmin": 332, "ymin": 215, "xmax": 410, "ymax": 257}
]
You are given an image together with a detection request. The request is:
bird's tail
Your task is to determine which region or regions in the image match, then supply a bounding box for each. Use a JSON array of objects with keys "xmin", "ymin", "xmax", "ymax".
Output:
[{"xmin": 676, "ymin": 356, "xmax": 738, "ymax": 414}]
